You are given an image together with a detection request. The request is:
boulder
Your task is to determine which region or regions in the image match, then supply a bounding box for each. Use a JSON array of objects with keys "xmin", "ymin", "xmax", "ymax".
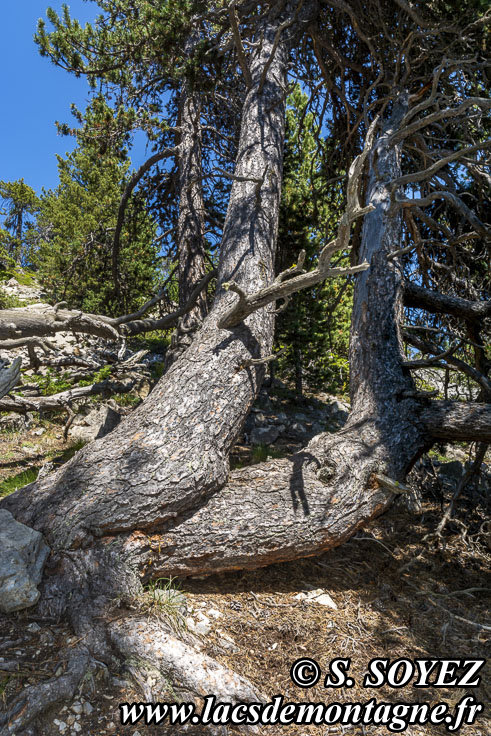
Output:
[
  {"xmin": 0, "ymin": 412, "xmax": 26, "ymax": 432},
  {"xmin": 68, "ymin": 403, "xmax": 122, "ymax": 443},
  {"xmin": 438, "ymin": 461, "xmax": 464, "ymax": 481},
  {"xmin": 0, "ymin": 509, "xmax": 50, "ymax": 613},
  {"xmin": 250, "ymin": 426, "xmax": 280, "ymax": 445}
]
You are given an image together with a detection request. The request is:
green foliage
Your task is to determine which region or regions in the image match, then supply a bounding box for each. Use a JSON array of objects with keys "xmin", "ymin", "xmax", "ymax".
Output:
[
  {"xmin": 0, "ymin": 287, "xmax": 23, "ymax": 310},
  {"xmin": 276, "ymin": 87, "xmax": 352, "ymax": 395},
  {"xmin": 36, "ymin": 110, "xmax": 159, "ymax": 316},
  {"xmin": 78, "ymin": 365, "xmax": 112, "ymax": 387},
  {"xmin": 0, "ymin": 468, "xmax": 39, "ymax": 498},
  {"xmin": 26, "ymin": 369, "xmax": 73, "ymax": 396},
  {"xmin": 0, "ymin": 179, "xmax": 39, "ymax": 268}
]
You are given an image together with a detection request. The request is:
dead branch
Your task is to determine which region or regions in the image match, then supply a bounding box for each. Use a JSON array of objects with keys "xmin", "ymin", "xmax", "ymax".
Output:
[
  {"xmin": 436, "ymin": 442, "xmax": 488, "ymax": 536},
  {"xmin": 403, "ymin": 282, "xmax": 491, "ymax": 321},
  {"xmin": 421, "ymin": 400, "xmax": 491, "ymax": 443},
  {"xmin": 218, "ymin": 118, "xmax": 380, "ymax": 329},
  {"xmin": 112, "ymin": 148, "xmax": 177, "ymax": 291},
  {"xmin": 0, "ymin": 270, "xmax": 217, "ymax": 345},
  {"xmin": 228, "ymin": 2, "xmax": 253, "ymax": 88},
  {"xmin": 403, "ymin": 331, "xmax": 491, "ymax": 397},
  {"xmin": 0, "ymin": 378, "xmax": 135, "ymax": 415}
]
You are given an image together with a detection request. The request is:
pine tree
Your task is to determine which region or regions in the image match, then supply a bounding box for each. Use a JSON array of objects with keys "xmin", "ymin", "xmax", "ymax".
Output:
[
  {"xmin": 36, "ymin": 112, "xmax": 158, "ymax": 316},
  {"xmin": 0, "ymin": 179, "xmax": 39, "ymax": 269},
  {"xmin": 276, "ymin": 86, "xmax": 352, "ymax": 396}
]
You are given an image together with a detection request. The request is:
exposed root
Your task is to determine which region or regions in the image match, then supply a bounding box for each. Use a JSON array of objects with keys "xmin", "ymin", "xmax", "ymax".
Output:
[
  {"xmin": 0, "ymin": 646, "xmax": 89, "ymax": 736},
  {"xmin": 109, "ymin": 615, "xmax": 264, "ymax": 732}
]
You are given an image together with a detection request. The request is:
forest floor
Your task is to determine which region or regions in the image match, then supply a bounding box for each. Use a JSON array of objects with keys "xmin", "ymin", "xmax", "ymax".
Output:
[{"xmin": 0, "ymin": 389, "xmax": 490, "ymax": 736}]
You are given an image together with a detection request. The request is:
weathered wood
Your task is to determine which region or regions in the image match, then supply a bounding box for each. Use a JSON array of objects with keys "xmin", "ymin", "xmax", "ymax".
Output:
[
  {"xmin": 421, "ymin": 400, "xmax": 491, "ymax": 443},
  {"xmin": 0, "ymin": 357, "xmax": 21, "ymax": 399},
  {"xmin": 404, "ymin": 282, "xmax": 491, "ymax": 322}
]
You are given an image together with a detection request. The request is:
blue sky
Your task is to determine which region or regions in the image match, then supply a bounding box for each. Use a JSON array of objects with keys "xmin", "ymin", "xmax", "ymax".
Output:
[{"xmin": 0, "ymin": 1, "xmax": 145, "ymax": 195}]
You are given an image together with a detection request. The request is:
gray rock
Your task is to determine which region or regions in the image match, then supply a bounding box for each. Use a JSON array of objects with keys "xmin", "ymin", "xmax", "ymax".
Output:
[
  {"xmin": 329, "ymin": 399, "xmax": 349, "ymax": 418},
  {"xmin": 438, "ymin": 461, "xmax": 464, "ymax": 481},
  {"xmin": 290, "ymin": 422, "xmax": 307, "ymax": 434},
  {"xmin": 253, "ymin": 412, "xmax": 268, "ymax": 425},
  {"xmin": 0, "ymin": 510, "xmax": 50, "ymax": 613},
  {"xmin": 250, "ymin": 426, "xmax": 280, "ymax": 445},
  {"xmin": 68, "ymin": 403, "xmax": 122, "ymax": 443},
  {"xmin": 0, "ymin": 412, "xmax": 26, "ymax": 432}
]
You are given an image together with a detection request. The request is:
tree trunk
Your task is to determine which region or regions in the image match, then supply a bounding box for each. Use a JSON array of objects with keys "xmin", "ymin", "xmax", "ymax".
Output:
[
  {"xmin": 121, "ymin": 95, "xmax": 433, "ymax": 579},
  {"xmin": 165, "ymin": 47, "xmax": 210, "ymax": 367},
  {"xmin": 2, "ymin": 6, "xmax": 290, "ymax": 558}
]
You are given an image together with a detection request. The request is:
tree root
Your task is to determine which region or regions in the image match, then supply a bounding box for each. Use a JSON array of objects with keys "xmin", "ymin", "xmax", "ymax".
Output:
[
  {"xmin": 109, "ymin": 616, "xmax": 264, "ymax": 732},
  {"xmin": 0, "ymin": 646, "xmax": 89, "ymax": 736},
  {"xmin": 1, "ymin": 596, "xmax": 262, "ymax": 736}
]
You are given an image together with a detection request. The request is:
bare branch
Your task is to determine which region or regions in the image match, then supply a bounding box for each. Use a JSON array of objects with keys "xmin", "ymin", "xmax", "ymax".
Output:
[
  {"xmin": 228, "ymin": 2, "xmax": 253, "ymax": 88},
  {"xmin": 396, "ymin": 190, "xmax": 490, "ymax": 237},
  {"xmin": 391, "ymin": 97, "xmax": 491, "ymax": 143},
  {"xmin": 218, "ymin": 120, "xmax": 380, "ymax": 329},
  {"xmin": 404, "ymin": 282, "xmax": 491, "ymax": 321},
  {"xmin": 112, "ymin": 148, "xmax": 177, "ymax": 291},
  {"xmin": 403, "ymin": 331, "xmax": 491, "ymax": 398},
  {"xmin": 421, "ymin": 400, "xmax": 491, "ymax": 443},
  {"xmin": 0, "ymin": 378, "xmax": 135, "ymax": 415}
]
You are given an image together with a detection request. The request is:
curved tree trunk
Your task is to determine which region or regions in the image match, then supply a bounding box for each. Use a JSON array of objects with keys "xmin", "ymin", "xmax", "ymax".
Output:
[
  {"xmin": 2, "ymin": 9, "xmax": 289, "ymax": 553},
  {"xmin": 2, "ymin": 37, "xmax": 489, "ymax": 736},
  {"xmin": 0, "ymin": 14, "xmax": 292, "ymax": 732}
]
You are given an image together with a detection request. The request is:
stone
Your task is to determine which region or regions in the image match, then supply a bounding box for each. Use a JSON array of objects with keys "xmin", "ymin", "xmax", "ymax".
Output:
[
  {"xmin": 290, "ymin": 422, "xmax": 307, "ymax": 434},
  {"xmin": 254, "ymin": 412, "xmax": 268, "ymax": 425},
  {"xmin": 438, "ymin": 461, "xmax": 464, "ymax": 481},
  {"xmin": 294, "ymin": 589, "xmax": 338, "ymax": 609},
  {"xmin": 250, "ymin": 426, "xmax": 280, "ymax": 445},
  {"xmin": 195, "ymin": 613, "xmax": 211, "ymax": 635},
  {"xmin": 329, "ymin": 399, "xmax": 350, "ymax": 420},
  {"xmin": 0, "ymin": 510, "xmax": 50, "ymax": 613},
  {"xmin": 0, "ymin": 413, "xmax": 26, "ymax": 432},
  {"xmin": 68, "ymin": 403, "xmax": 122, "ymax": 443}
]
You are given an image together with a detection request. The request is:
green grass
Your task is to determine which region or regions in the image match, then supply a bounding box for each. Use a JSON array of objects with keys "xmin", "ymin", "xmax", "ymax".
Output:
[
  {"xmin": 251, "ymin": 443, "xmax": 286, "ymax": 464},
  {"xmin": 51, "ymin": 440, "xmax": 86, "ymax": 466},
  {"xmin": 0, "ymin": 468, "xmax": 39, "ymax": 498}
]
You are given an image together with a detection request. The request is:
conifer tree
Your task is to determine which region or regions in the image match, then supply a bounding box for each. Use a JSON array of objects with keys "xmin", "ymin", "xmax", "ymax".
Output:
[
  {"xmin": 276, "ymin": 86, "xmax": 352, "ymax": 395},
  {"xmin": 0, "ymin": 179, "xmax": 39, "ymax": 268},
  {"xmin": 36, "ymin": 104, "xmax": 158, "ymax": 315}
]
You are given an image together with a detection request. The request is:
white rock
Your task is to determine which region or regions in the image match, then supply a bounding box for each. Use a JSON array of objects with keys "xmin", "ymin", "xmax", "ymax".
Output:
[
  {"xmin": 73, "ymin": 722, "xmax": 82, "ymax": 733},
  {"xmin": 82, "ymin": 702, "xmax": 94, "ymax": 715},
  {"xmin": 207, "ymin": 608, "xmax": 222, "ymax": 619},
  {"xmin": 294, "ymin": 589, "xmax": 338, "ymax": 609},
  {"xmin": 0, "ymin": 510, "xmax": 50, "ymax": 613}
]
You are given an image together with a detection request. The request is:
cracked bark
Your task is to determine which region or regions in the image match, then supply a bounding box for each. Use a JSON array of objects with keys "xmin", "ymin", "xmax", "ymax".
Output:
[
  {"xmin": 165, "ymin": 57, "xmax": 210, "ymax": 368},
  {"xmin": 0, "ymin": 13, "xmax": 293, "ymax": 732}
]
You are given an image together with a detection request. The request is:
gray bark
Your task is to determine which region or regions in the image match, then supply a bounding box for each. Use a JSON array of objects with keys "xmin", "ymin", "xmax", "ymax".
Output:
[
  {"xmin": 164, "ymin": 77, "xmax": 209, "ymax": 367},
  {"xmin": 1, "ymin": 9, "xmax": 290, "ymax": 555}
]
